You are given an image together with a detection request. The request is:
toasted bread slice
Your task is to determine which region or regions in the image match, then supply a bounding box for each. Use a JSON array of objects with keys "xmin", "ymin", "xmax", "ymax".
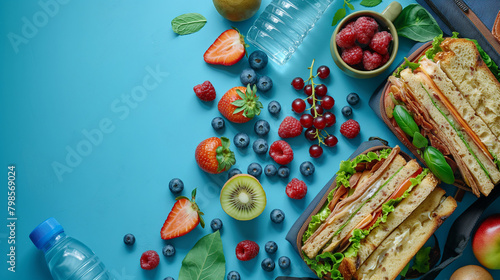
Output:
[
  {"xmin": 339, "ymin": 172, "xmax": 439, "ymax": 279},
  {"xmin": 354, "ymin": 188, "xmax": 457, "ymax": 280},
  {"xmin": 419, "ymin": 58, "xmax": 500, "ymax": 164},
  {"xmin": 401, "ymin": 69, "xmax": 497, "ymax": 196},
  {"xmin": 302, "ymin": 154, "xmax": 407, "ymax": 259},
  {"xmin": 434, "ymin": 38, "xmax": 500, "ymax": 138}
]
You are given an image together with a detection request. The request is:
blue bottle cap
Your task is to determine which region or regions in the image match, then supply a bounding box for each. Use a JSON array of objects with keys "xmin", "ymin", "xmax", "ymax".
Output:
[{"xmin": 29, "ymin": 217, "xmax": 64, "ymax": 250}]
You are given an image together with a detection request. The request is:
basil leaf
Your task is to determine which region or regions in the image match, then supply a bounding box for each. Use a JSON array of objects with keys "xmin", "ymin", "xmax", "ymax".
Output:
[
  {"xmin": 394, "ymin": 4, "xmax": 442, "ymax": 42},
  {"xmin": 171, "ymin": 13, "xmax": 207, "ymax": 35},
  {"xmin": 360, "ymin": 0, "xmax": 382, "ymax": 7},
  {"xmin": 393, "ymin": 105, "xmax": 419, "ymax": 137},
  {"xmin": 412, "ymin": 131, "xmax": 428, "ymax": 149},
  {"xmin": 332, "ymin": 8, "xmax": 346, "ymax": 26},
  {"xmin": 424, "ymin": 146, "xmax": 455, "ymax": 184},
  {"xmin": 178, "ymin": 231, "xmax": 225, "ymax": 280}
]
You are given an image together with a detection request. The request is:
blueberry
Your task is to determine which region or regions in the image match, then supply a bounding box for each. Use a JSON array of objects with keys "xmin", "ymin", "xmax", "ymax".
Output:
[
  {"xmin": 257, "ymin": 76, "xmax": 273, "ymax": 92},
  {"xmin": 169, "ymin": 178, "xmax": 184, "ymax": 194},
  {"xmin": 227, "ymin": 271, "xmax": 241, "ymax": 280},
  {"xmin": 346, "ymin": 92, "xmax": 360, "ymax": 106},
  {"xmin": 234, "ymin": 133, "xmax": 250, "ymax": 149},
  {"xmin": 211, "ymin": 117, "xmax": 225, "ymax": 131},
  {"xmin": 261, "ymin": 257, "xmax": 275, "ymax": 272},
  {"xmin": 162, "ymin": 244, "xmax": 175, "ymax": 257},
  {"xmin": 342, "ymin": 105, "xmax": 353, "ymax": 117},
  {"xmin": 268, "ymin": 100, "xmax": 281, "ymax": 115},
  {"xmin": 264, "ymin": 164, "xmax": 277, "ymax": 176},
  {"xmin": 300, "ymin": 161, "xmax": 315, "ymax": 176},
  {"xmin": 249, "ymin": 50, "xmax": 268, "ymax": 70},
  {"xmin": 265, "ymin": 241, "xmax": 278, "ymax": 254},
  {"xmin": 123, "ymin": 233, "xmax": 135, "ymax": 245},
  {"xmin": 248, "ymin": 162, "xmax": 262, "ymax": 177},
  {"xmin": 240, "ymin": 68, "xmax": 258, "ymax": 86},
  {"xmin": 278, "ymin": 166, "xmax": 290, "ymax": 178},
  {"xmin": 278, "ymin": 256, "xmax": 291, "ymax": 269},
  {"xmin": 270, "ymin": 209, "xmax": 285, "ymax": 224},
  {"xmin": 164, "ymin": 277, "xmax": 174, "ymax": 280},
  {"xmin": 254, "ymin": 120, "xmax": 270, "ymax": 136},
  {"xmin": 253, "ymin": 138, "xmax": 268, "ymax": 154},
  {"xmin": 210, "ymin": 218, "xmax": 223, "ymax": 232},
  {"xmin": 228, "ymin": 168, "xmax": 242, "ymax": 180}
]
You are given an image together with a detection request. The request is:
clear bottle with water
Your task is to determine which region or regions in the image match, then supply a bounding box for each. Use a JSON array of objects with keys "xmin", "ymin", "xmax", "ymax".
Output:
[
  {"xmin": 246, "ymin": 0, "xmax": 335, "ymax": 65},
  {"xmin": 30, "ymin": 217, "xmax": 116, "ymax": 280}
]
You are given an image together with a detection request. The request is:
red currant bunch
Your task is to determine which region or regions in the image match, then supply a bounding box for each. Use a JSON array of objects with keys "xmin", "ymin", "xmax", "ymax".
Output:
[{"xmin": 289, "ymin": 61, "xmax": 338, "ymax": 158}]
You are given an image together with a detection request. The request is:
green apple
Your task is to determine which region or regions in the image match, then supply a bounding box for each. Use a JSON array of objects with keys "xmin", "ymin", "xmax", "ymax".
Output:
[
  {"xmin": 472, "ymin": 214, "xmax": 500, "ymax": 269},
  {"xmin": 213, "ymin": 0, "xmax": 262, "ymax": 22}
]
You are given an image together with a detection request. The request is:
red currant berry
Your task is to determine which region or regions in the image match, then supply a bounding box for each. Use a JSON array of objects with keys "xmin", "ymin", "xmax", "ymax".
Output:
[
  {"xmin": 292, "ymin": 77, "xmax": 305, "ymax": 90},
  {"xmin": 315, "ymin": 84, "xmax": 328, "ymax": 97},
  {"xmin": 317, "ymin": 65, "xmax": 330, "ymax": 79},
  {"xmin": 309, "ymin": 144, "xmax": 323, "ymax": 158},
  {"xmin": 325, "ymin": 135, "xmax": 338, "ymax": 147},
  {"xmin": 307, "ymin": 96, "xmax": 314, "ymax": 105},
  {"xmin": 321, "ymin": 95, "xmax": 335, "ymax": 110},
  {"xmin": 304, "ymin": 84, "xmax": 313, "ymax": 96},
  {"xmin": 300, "ymin": 114, "xmax": 314, "ymax": 128},
  {"xmin": 313, "ymin": 104, "xmax": 324, "ymax": 116},
  {"xmin": 313, "ymin": 116, "xmax": 326, "ymax": 130},
  {"xmin": 292, "ymin": 98, "xmax": 306, "ymax": 113},
  {"xmin": 324, "ymin": 112, "xmax": 336, "ymax": 127},
  {"xmin": 305, "ymin": 127, "xmax": 317, "ymax": 141}
]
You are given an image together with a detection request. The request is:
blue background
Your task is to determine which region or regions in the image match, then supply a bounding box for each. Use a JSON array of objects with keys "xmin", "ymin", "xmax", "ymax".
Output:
[{"xmin": 1, "ymin": 0, "xmax": 498, "ymax": 279}]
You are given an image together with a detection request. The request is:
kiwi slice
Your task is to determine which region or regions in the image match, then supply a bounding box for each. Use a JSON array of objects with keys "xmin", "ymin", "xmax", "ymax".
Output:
[{"xmin": 220, "ymin": 174, "xmax": 267, "ymax": 221}]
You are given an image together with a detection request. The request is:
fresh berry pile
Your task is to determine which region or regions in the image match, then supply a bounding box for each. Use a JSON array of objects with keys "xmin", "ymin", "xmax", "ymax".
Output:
[
  {"xmin": 290, "ymin": 60, "xmax": 338, "ymax": 158},
  {"xmin": 336, "ymin": 16, "xmax": 393, "ymax": 70}
]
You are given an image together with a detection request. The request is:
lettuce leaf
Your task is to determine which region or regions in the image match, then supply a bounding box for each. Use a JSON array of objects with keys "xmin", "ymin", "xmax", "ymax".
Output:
[
  {"xmin": 303, "ymin": 190, "xmax": 335, "ymax": 242},
  {"xmin": 343, "ymin": 169, "xmax": 429, "ymax": 258},
  {"xmin": 394, "ymin": 57, "xmax": 421, "ymax": 77},
  {"xmin": 467, "ymin": 39, "xmax": 500, "ymax": 82},
  {"xmin": 304, "ymin": 251, "xmax": 344, "ymax": 279},
  {"xmin": 335, "ymin": 149, "xmax": 392, "ymax": 188},
  {"xmin": 492, "ymin": 151, "xmax": 500, "ymax": 171},
  {"xmin": 425, "ymin": 32, "xmax": 459, "ymax": 61},
  {"xmin": 412, "ymin": 246, "xmax": 432, "ymax": 273}
]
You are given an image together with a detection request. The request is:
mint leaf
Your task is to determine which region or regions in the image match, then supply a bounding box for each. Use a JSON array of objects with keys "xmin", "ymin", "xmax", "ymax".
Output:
[
  {"xmin": 360, "ymin": 0, "xmax": 382, "ymax": 7},
  {"xmin": 171, "ymin": 13, "xmax": 207, "ymax": 35},
  {"xmin": 178, "ymin": 231, "xmax": 225, "ymax": 280},
  {"xmin": 332, "ymin": 8, "xmax": 346, "ymax": 26}
]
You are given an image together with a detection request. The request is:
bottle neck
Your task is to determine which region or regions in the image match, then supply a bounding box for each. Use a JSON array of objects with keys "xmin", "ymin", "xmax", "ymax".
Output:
[{"xmin": 41, "ymin": 232, "xmax": 67, "ymax": 253}]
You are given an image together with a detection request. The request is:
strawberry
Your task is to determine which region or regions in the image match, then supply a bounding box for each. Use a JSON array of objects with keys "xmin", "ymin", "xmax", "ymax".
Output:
[
  {"xmin": 204, "ymin": 28, "xmax": 248, "ymax": 66},
  {"xmin": 195, "ymin": 136, "xmax": 235, "ymax": 174},
  {"xmin": 218, "ymin": 84, "xmax": 263, "ymax": 123},
  {"xmin": 161, "ymin": 189, "xmax": 205, "ymax": 240}
]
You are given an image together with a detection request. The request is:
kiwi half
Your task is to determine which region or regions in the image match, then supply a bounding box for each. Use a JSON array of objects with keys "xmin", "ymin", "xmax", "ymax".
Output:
[{"xmin": 220, "ymin": 174, "xmax": 267, "ymax": 221}]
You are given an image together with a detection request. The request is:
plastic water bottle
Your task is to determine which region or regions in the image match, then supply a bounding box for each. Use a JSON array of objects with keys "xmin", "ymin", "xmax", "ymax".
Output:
[
  {"xmin": 246, "ymin": 0, "xmax": 335, "ymax": 65},
  {"xmin": 30, "ymin": 218, "xmax": 116, "ymax": 280}
]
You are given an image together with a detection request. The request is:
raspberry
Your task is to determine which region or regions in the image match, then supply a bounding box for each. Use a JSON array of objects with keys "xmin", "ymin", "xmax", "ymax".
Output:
[
  {"xmin": 345, "ymin": 22, "xmax": 356, "ymax": 30},
  {"xmin": 193, "ymin": 80, "xmax": 216, "ymax": 101},
  {"xmin": 336, "ymin": 26, "xmax": 356, "ymax": 48},
  {"xmin": 340, "ymin": 119, "xmax": 360, "ymax": 139},
  {"xmin": 354, "ymin": 16, "xmax": 379, "ymax": 45},
  {"xmin": 341, "ymin": 46, "xmax": 363, "ymax": 65},
  {"xmin": 278, "ymin": 116, "xmax": 303, "ymax": 138},
  {"xmin": 369, "ymin": 31, "xmax": 393, "ymax": 55},
  {"xmin": 140, "ymin": 250, "xmax": 160, "ymax": 270},
  {"xmin": 381, "ymin": 52, "xmax": 390, "ymax": 65},
  {"xmin": 362, "ymin": 50, "xmax": 383, "ymax": 70},
  {"xmin": 236, "ymin": 240, "xmax": 259, "ymax": 261},
  {"xmin": 286, "ymin": 178, "xmax": 307, "ymax": 199},
  {"xmin": 269, "ymin": 140, "xmax": 294, "ymax": 165}
]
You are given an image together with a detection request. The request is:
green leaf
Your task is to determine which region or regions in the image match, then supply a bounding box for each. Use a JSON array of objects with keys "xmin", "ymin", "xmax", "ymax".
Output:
[
  {"xmin": 332, "ymin": 8, "xmax": 346, "ymax": 26},
  {"xmin": 304, "ymin": 251, "xmax": 344, "ymax": 279},
  {"xmin": 394, "ymin": 4, "xmax": 442, "ymax": 42},
  {"xmin": 393, "ymin": 105, "xmax": 420, "ymax": 137},
  {"xmin": 346, "ymin": 2, "xmax": 355, "ymax": 10},
  {"xmin": 424, "ymin": 146, "xmax": 455, "ymax": 184},
  {"xmin": 492, "ymin": 151, "xmax": 500, "ymax": 171},
  {"xmin": 412, "ymin": 131, "xmax": 428, "ymax": 149},
  {"xmin": 171, "ymin": 13, "xmax": 207, "ymax": 35},
  {"xmin": 360, "ymin": 0, "xmax": 382, "ymax": 7},
  {"xmin": 178, "ymin": 231, "xmax": 225, "ymax": 280},
  {"xmin": 424, "ymin": 34, "xmax": 445, "ymax": 61},
  {"xmin": 400, "ymin": 262, "xmax": 411, "ymax": 277},
  {"xmin": 411, "ymin": 246, "xmax": 432, "ymax": 273},
  {"xmin": 467, "ymin": 39, "xmax": 500, "ymax": 82},
  {"xmin": 231, "ymin": 99, "xmax": 246, "ymax": 107},
  {"xmin": 394, "ymin": 57, "xmax": 421, "ymax": 77}
]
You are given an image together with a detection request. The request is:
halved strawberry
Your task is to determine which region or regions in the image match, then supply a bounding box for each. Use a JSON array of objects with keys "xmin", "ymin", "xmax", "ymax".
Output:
[
  {"xmin": 204, "ymin": 28, "xmax": 247, "ymax": 66},
  {"xmin": 160, "ymin": 189, "xmax": 205, "ymax": 240}
]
